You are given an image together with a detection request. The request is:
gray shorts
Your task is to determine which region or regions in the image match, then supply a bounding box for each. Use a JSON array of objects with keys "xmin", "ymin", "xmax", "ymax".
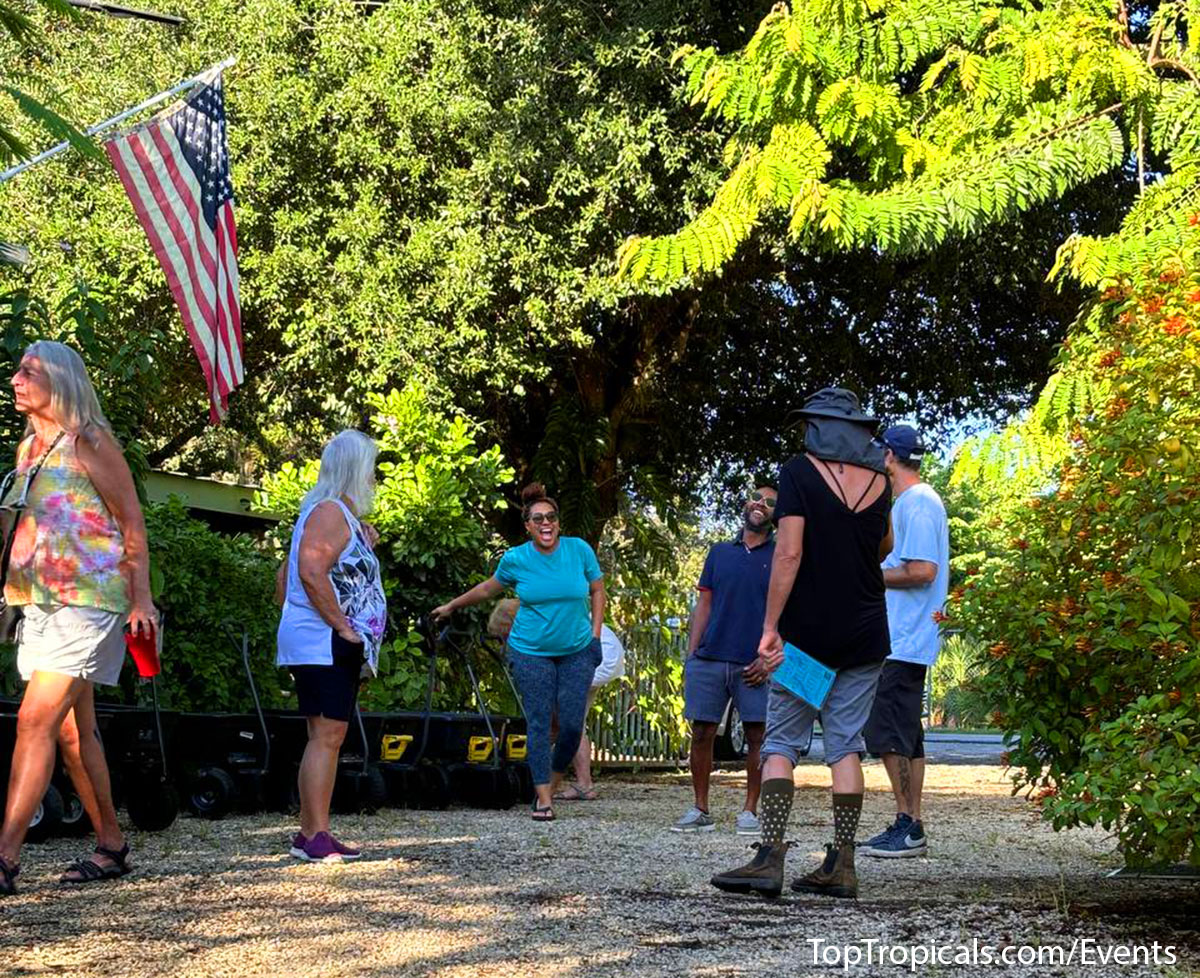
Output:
[
  {"xmin": 17, "ymin": 604, "xmax": 126, "ymax": 686},
  {"xmin": 761, "ymin": 660, "xmax": 883, "ymax": 766}
]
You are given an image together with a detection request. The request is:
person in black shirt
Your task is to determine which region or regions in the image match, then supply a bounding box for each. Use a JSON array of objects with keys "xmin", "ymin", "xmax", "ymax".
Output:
[{"xmin": 711, "ymin": 388, "xmax": 893, "ymax": 900}]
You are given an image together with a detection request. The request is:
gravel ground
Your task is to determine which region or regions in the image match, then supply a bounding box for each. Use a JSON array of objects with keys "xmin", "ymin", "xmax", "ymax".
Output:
[{"xmin": 2, "ymin": 762, "xmax": 1197, "ymax": 978}]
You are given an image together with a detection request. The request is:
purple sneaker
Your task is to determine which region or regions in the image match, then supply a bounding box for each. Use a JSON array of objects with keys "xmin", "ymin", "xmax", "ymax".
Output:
[
  {"xmin": 328, "ymin": 835, "xmax": 361, "ymax": 860},
  {"xmin": 289, "ymin": 833, "xmax": 308, "ymax": 859},
  {"xmin": 296, "ymin": 832, "xmax": 344, "ymax": 863}
]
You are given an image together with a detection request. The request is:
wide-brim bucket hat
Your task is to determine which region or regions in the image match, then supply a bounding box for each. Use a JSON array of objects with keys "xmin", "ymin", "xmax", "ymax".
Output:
[{"xmin": 795, "ymin": 387, "xmax": 878, "ymax": 427}]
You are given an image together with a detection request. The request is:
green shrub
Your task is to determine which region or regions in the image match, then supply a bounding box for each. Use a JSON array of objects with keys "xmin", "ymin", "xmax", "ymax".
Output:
[
  {"xmin": 951, "ymin": 230, "xmax": 1200, "ymax": 867},
  {"xmin": 145, "ymin": 498, "xmax": 286, "ymax": 712}
]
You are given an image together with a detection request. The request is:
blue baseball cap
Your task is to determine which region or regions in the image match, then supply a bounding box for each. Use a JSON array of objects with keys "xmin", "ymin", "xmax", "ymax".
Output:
[{"xmin": 880, "ymin": 424, "xmax": 926, "ymax": 461}]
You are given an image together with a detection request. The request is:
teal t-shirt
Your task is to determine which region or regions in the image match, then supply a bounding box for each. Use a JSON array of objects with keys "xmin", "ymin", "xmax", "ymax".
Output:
[{"xmin": 495, "ymin": 536, "xmax": 602, "ymax": 656}]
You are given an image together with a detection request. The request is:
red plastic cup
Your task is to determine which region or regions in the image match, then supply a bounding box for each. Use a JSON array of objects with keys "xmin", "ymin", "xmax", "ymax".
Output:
[{"xmin": 124, "ymin": 622, "xmax": 161, "ymax": 678}]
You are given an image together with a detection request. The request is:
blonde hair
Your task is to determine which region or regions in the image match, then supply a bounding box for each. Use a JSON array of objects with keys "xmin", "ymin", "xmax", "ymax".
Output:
[
  {"xmin": 487, "ymin": 598, "xmax": 519, "ymax": 638},
  {"xmin": 23, "ymin": 340, "xmax": 112, "ymax": 435},
  {"xmin": 301, "ymin": 429, "xmax": 378, "ymax": 517}
]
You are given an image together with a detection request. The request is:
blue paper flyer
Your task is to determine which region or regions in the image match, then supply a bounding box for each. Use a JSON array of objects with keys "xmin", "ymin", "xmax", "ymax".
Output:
[{"xmin": 774, "ymin": 642, "xmax": 836, "ymax": 710}]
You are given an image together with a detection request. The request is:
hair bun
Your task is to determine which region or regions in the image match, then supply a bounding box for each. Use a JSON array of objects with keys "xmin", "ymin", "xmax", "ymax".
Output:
[{"xmin": 520, "ymin": 482, "xmax": 548, "ymax": 505}]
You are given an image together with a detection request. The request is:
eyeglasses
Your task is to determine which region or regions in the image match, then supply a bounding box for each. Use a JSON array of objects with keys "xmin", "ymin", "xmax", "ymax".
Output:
[
  {"xmin": 529, "ymin": 511, "xmax": 559, "ymax": 525},
  {"xmin": 750, "ymin": 491, "xmax": 776, "ymax": 509}
]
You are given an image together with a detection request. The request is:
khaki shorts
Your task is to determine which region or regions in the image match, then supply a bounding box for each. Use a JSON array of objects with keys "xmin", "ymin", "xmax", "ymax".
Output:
[{"xmin": 17, "ymin": 604, "xmax": 126, "ymax": 686}]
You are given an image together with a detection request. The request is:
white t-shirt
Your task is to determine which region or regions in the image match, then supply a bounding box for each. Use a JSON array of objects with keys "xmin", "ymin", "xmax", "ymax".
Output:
[
  {"xmin": 592, "ymin": 625, "xmax": 625, "ymax": 687},
  {"xmin": 881, "ymin": 483, "xmax": 950, "ymax": 666}
]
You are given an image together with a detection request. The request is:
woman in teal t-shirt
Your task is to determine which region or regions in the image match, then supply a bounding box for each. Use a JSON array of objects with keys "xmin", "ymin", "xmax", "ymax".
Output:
[{"xmin": 433, "ymin": 483, "xmax": 605, "ymax": 820}]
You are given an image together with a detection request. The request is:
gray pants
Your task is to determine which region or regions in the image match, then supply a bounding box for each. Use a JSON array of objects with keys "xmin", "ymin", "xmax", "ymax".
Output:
[{"xmin": 761, "ymin": 661, "xmax": 883, "ymax": 766}]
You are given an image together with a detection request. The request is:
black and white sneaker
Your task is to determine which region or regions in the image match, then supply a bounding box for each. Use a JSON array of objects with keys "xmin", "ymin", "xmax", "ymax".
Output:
[
  {"xmin": 861, "ymin": 818, "xmax": 927, "ymax": 858},
  {"xmin": 858, "ymin": 813, "xmax": 909, "ymax": 849}
]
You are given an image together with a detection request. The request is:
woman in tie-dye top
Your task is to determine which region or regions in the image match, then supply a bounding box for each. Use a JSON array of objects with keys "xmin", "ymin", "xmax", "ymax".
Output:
[{"xmin": 0, "ymin": 341, "xmax": 155, "ymax": 897}]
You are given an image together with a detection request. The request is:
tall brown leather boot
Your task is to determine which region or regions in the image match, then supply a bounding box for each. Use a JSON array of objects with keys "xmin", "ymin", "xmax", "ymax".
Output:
[
  {"xmin": 710, "ymin": 842, "xmax": 790, "ymax": 899},
  {"xmin": 791, "ymin": 843, "xmax": 857, "ymax": 899}
]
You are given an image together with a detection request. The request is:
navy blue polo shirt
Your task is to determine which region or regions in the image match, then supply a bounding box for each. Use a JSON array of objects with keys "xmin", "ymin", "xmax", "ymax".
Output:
[{"xmin": 694, "ymin": 536, "xmax": 775, "ymax": 664}]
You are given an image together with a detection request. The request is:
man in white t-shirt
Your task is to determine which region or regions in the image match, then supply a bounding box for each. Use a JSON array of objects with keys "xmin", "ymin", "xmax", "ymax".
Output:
[{"xmin": 861, "ymin": 425, "xmax": 949, "ymax": 858}]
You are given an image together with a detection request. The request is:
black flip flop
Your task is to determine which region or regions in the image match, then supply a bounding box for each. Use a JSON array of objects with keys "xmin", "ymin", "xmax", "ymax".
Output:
[{"xmin": 531, "ymin": 801, "xmax": 556, "ymax": 822}]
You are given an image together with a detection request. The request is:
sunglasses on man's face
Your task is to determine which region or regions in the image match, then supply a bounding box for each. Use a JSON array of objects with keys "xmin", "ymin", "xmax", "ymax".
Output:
[
  {"xmin": 529, "ymin": 511, "xmax": 559, "ymax": 525},
  {"xmin": 749, "ymin": 491, "xmax": 777, "ymax": 509}
]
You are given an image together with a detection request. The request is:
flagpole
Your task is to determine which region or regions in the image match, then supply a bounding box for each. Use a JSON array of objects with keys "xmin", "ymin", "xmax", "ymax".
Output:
[{"xmin": 0, "ymin": 56, "xmax": 237, "ymax": 184}]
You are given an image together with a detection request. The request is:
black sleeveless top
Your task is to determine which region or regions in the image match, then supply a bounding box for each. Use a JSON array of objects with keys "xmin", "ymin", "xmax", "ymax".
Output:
[{"xmin": 774, "ymin": 455, "xmax": 892, "ymax": 670}]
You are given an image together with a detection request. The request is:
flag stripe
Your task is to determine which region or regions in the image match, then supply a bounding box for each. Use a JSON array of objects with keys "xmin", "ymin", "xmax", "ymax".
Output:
[{"xmin": 217, "ymin": 204, "xmax": 244, "ymax": 381}]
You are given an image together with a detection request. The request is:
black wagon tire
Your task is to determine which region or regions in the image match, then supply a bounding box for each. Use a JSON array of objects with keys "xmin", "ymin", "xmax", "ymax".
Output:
[
  {"xmin": 714, "ymin": 705, "xmax": 748, "ymax": 762},
  {"xmin": 26, "ymin": 784, "xmax": 65, "ymax": 843},
  {"xmin": 419, "ymin": 764, "xmax": 452, "ymax": 811},
  {"xmin": 125, "ymin": 777, "xmax": 180, "ymax": 832},
  {"xmin": 59, "ymin": 786, "xmax": 91, "ymax": 837},
  {"xmin": 187, "ymin": 767, "xmax": 239, "ymax": 820}
]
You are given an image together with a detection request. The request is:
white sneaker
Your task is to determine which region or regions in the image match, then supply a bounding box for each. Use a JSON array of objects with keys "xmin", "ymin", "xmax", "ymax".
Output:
[
  {"xmin": 735, "ymin": 810, "xmax": 761, "ymax": 836},
  {"xmin": 671, "ymin": 807, "xmax": 715, "ymax": 832}
]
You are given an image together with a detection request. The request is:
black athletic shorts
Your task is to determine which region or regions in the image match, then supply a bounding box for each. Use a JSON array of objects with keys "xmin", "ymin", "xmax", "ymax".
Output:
[
  {"xmin": 863, "ymin": 659, "xmax": 927, "ymax": 759},
  {"xmin": 290, "ymin": 631, "xmax": 364, "ymax": 722}
]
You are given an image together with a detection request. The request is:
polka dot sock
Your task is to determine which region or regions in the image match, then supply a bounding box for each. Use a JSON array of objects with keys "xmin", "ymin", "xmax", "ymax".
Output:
[
  {"xmin": 758, "ymin": 777, "xmax": 795, "ymax": 847},
  {"xmin": 832, "ymin": 792, "xmax": 863, "ymax": 847}
]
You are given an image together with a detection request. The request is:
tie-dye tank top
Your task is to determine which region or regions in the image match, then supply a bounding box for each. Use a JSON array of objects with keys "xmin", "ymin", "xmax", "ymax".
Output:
[{"xmin": 3, "ymin": 432, "xmax": 130, "ymax": 613}]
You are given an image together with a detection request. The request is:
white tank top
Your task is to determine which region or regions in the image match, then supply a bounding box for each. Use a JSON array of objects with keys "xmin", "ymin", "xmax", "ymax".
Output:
[{"xmin": 275, "ymin": 499, "xmax": 387, "ymax": 674}]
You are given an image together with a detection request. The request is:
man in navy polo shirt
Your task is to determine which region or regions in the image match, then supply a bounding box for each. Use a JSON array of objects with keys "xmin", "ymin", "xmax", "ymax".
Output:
[{"xmin": 672, "ymin": 485, "xmax": 776, "ymax": 835}]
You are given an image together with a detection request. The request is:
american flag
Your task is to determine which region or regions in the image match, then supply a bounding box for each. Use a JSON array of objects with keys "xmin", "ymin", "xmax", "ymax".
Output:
[{"xmin": 105, "ymin": 68, "xmax": 243, "ymax": 422}]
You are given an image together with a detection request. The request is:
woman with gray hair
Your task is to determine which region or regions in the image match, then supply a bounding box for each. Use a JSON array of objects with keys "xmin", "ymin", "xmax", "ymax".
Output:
[
  {"xmin": 276, "ymin": 429, "xmax": 386, "ymax": 863},
  {"xmin": 0, "ymin": 341, "xmax": 155, "ymax": 896}
]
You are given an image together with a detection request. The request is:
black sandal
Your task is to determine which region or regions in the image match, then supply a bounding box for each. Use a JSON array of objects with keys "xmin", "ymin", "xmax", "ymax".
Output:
[
  {"xmin": 60, "ymin": 842, "xmax": 132, "ymax": 885},
  {"xmin": 0, "ymin": 854, "xmax": 18, "ymax": 896},
  {"xmin": 531, "ymin": 800, "xmax": 555, "ymax": 822}
]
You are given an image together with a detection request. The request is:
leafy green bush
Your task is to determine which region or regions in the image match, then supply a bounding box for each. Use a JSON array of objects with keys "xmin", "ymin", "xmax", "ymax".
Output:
[
  {"xmin": 951, "ymin": 228, "xmax": 1200, "ymax": 867},
  {"xmin": 145, "ymin": 498, "xmax": 286, "ymax": 711}
]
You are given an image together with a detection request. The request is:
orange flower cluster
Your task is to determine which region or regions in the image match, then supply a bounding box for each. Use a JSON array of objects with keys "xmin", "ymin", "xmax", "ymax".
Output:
[
  {"xmin": 1096, "ymin": 348, "xmax": 1123, "ymax": 367},
  {"xmin": 1162, "ymin": 315, "xmax": 1189, "ymax": 336}
]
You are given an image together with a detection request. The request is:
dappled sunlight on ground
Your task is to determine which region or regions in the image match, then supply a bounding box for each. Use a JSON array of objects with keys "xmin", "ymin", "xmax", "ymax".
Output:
[{"xmin": 2, "ymin": 764, "xmax": 1196, "ymax": 977}]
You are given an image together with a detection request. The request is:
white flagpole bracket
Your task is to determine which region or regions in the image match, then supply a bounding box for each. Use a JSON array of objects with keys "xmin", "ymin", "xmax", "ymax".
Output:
[{"xmin": 0, "ymin": 56, "xmax": 237, "ymax": 184}]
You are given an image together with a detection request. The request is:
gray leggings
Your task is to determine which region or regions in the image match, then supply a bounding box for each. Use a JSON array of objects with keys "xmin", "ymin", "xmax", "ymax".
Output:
[{"xmin": 510, "ymin": 643, "xmax": 599, "ymax": 785}]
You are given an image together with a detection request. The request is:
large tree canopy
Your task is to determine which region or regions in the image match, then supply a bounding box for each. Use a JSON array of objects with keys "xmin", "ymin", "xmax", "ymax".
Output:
[
  {"xmin": 0, "ymin": 0, "xmax": 1136, "ymax": 540},
  {"xmin": 618, "ymin": 0, "xmax": 1196, "ymax": 284}
]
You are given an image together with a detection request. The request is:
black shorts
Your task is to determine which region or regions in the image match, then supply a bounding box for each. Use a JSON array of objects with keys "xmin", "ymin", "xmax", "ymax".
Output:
[
  {"xmin": 863, "ymin": 660, "xmax": 927, "ymax": 759},
  {"xmin": 290, "ymin": 632, "xmax": 363, "ymax": 722}
]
